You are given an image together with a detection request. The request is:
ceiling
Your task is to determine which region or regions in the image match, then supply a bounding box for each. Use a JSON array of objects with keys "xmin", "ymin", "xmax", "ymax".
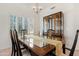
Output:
[
  {"xmin": 0, "ymin": 3, "xmax": 54, "ymax": 17},
  {"xmin": 13, "ymin": 3, "xmax": 53, "ymax": 10},
  {"xmin": 0, "ymin": 3, "xmax": 54, "ymax": 11}
]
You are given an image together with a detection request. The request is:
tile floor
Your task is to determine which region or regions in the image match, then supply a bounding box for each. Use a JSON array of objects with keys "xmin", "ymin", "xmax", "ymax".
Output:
[{"xmin": 0, "ymin": 48, "xmax": 31, "ymax": 56}]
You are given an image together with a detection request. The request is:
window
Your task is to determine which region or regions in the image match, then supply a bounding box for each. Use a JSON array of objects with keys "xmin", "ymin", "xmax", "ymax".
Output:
[
  {"xmin": 10, "ymin": 15, "xmax": 28, "ymax": 35},
  {"xmin": 10, "ymin": 15, "xmax": 16, "ymax": 30}
]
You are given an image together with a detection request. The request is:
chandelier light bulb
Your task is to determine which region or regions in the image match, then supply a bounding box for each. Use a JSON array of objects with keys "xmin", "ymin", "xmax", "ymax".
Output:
[{"xmin": 32, "ymin": 5, "xmax": 43, "ymax": 14}]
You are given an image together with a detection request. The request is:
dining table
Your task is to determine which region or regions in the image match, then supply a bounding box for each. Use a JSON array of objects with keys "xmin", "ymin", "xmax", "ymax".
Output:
[{"xmin": 18, "ymin": 34, "xmax": 64, "ymax": 56}]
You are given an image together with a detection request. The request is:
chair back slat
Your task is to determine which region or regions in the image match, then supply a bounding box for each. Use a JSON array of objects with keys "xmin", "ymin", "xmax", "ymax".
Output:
[
  {"xmin": 10, "ymin": 30, "xmax": 14, "ymax": 45},
  {"xmin": 10, "ymin": 29, "xmax": 16, "ymax": 56}
]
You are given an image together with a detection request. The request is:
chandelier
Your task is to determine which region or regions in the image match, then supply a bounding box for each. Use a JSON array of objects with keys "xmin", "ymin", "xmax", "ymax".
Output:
[{"xmin": 33, "ymin": 3, "xmax": 43, "ymax": 14}]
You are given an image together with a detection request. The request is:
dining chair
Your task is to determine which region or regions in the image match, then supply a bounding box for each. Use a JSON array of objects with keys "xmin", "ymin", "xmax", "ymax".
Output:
[
  {"xmin": 64, "ymin": 30, "xmax": 79, "ymax": 56},
  {"xmin": 49, "ymin": 30, "xmax": 79, "ymax": 56},
  {"xmin": 13, "ymin": 29, "xmax": 31, "ymax": 56},
  {"xmin": 13, "ymin": 29, "xmax": 22, "ymax": 56},
  {"xmin": 47, "ymin": 29, "xmax": 54, "ymax": 39},
  {"xmin": 10, "ymin": 29, "xmax": 16, "ymax": 56}
]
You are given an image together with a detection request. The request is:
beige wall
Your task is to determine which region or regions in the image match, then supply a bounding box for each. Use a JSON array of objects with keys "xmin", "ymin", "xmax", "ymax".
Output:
[{"xmin": 33, "ymin": 13, "xmax": 40, "ymax": 35}]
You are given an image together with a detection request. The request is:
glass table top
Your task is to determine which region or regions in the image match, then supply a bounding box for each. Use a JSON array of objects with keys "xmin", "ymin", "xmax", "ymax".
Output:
[{"xmin": 19, "ymin": 34, "xmax": 47, "ymax": 48}]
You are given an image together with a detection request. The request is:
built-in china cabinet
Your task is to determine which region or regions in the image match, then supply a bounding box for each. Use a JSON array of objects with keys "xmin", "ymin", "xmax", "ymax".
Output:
[
  {"xmin": 43, "ymin": 12, "xmax": 64, "ymax": 40},
  {"xmin": 43, "ymin": 11, "xmax": 65, "ymax": 53}
]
